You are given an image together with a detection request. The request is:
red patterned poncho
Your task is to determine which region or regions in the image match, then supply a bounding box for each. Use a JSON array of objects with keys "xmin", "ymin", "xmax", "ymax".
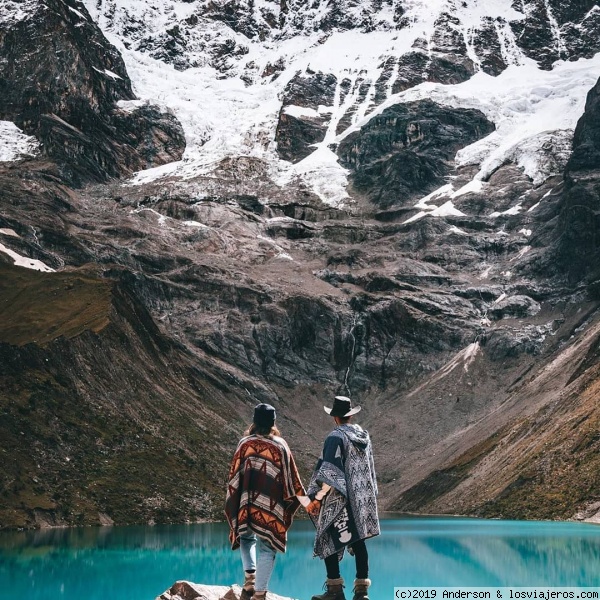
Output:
[{"xmin": 225, "ymin": 434, "xmax": 305, "ymax": 553}]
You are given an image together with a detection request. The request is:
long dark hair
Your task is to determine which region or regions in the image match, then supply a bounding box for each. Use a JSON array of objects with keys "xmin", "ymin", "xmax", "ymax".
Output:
[{"xmin": 244, "ymin": 423, "xmax": 281, "ymax": 437}]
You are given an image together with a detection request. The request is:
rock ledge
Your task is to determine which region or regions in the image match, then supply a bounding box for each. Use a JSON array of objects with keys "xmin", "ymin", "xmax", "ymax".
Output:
[{"xmin": 157, "ymin": 582, "xmax": 295, "ymax": 600}]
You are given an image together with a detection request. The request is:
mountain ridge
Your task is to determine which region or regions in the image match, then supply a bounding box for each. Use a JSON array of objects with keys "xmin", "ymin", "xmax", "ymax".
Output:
[{"xmin": 2, "ymin": 0, "xmax": 600, "ymax": 527}]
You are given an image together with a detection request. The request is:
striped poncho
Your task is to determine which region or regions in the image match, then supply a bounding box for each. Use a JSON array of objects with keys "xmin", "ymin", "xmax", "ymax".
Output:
[{"xmin": 225, "ymin": 434, "xmax": 305, "ymax": 553}]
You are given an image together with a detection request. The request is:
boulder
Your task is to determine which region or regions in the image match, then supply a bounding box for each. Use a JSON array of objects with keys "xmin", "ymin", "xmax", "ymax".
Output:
[
  {"xmin": 157, "ymin": 582, "xmax": 231, "ymax": 600},
  {"xmin": 157, "ymin": 582, "xmax": 295, "ymax": 600}
]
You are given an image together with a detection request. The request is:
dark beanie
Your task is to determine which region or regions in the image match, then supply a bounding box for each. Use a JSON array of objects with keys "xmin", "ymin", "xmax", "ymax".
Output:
[{"xmin": 253, "ymin": 403, "xmax": 276, "ymax": 428}]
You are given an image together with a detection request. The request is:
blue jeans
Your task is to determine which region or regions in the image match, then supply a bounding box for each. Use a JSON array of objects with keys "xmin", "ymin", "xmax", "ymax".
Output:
[{"xmin": 240, "ymin": 532, "xmax": 277, "ymax": 592}]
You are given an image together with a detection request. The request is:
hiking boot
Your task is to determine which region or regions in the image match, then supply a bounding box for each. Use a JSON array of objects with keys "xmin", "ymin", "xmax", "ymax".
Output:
[
  {"xmin": 311, "ymin": 577, "xmax": 346, "ymax": 600},
  {"xmin": 251, "ymin": 591, "xmax": 267, "ymax": 600},
  {"xmin": 352, "ymin": 578, "xmax": 371, "ymax": 600},
  {"xmin": 240, "ymin": 571, "xmax": 256, "ymax": 600}
]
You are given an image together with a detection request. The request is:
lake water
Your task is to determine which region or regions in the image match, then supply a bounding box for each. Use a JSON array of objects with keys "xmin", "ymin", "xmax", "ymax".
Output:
[{"xmin": 1, "ymin": 518, "xmax": 600, "ymax": 600}]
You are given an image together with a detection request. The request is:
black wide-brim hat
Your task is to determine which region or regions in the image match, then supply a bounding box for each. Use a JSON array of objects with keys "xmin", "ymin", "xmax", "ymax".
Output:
[{"xmin": 324, "ymin": 396, "xmax": 361, "ymax": 417}]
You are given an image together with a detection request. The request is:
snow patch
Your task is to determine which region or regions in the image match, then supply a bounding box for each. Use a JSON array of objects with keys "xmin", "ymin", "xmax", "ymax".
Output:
[
  {"xmin": 450, "ymin": 180, "xmax": 484, "ymax": 198},
  {"xmin": 414, "ymin": 184, "xmax": 454, "ymax": 209},
  {"xmin": 0, "ymin": 243, "xmax": 54, "ymax": 272},
  {"xmin": 428, "ymin": 341, "xmax": 482, "ymax": 386},
  {"xmin": 283, "ymin": 105, "xmax": 321, "ymax": 119},
  {"xmin": 274, "ymin": 146, "xmax": 350, "ymax": 208},
  {"xmin": 0, "ymin": 121, "xmax": 40, "ymax": 162},
  {"xmin": 130, "ymin": 207, "xmax": 169, "ymax": 226},
  {"xmin": 266, "ymin": 216, "xmax": 296, "ymax": 223},
  {"xmin": 93, "ymin": 67, "xmax": 123, "ymax": 80},
  {"xmin": 490, "ymin": 203, "xmax": 523, "ymax": 217},
  {"xmin": 504, "ymin": 203, "xmax": 523, "ymax": 216},
  {"xmin": 403, "ymin": 200, "xmax": 465, "ymax": 224},
  {"xmin": 479, "ymin": 266, "xmax": 493, "ymax": 279},
  {"xmin": 406, "ymin": 341, "xmax": 482, "ymax": 398},
  {"xmin": 103, "ymin": 69, "xmax": 123, "ymax": 80},
  {"xmin": 0, "ymin": 0, "xmax": 39, "ymax": 25},
  {"xmin": 406, "ymin": 183, "xmax": 471, "ymax": 224},
  {"xmin": 67, "ymin": 5, "xmax": 87, "ymax": 20},
  {"xmin": 183, "ymin": 220, "xmax": 209, "ymax": 229},
  {"xmin": 257, "ymin": 235, "xmax": 293, "ymax": 261},
  {"xmin": 448, "ymin": 225, "xmax": 468, "ymax": 236},
  {"xmin": 462, "ymin": 341, "xmax": 481, "ymax": 372},
  {"xmin": 117, "ymin": 99, "xmax": 147, "ymax": 112},
  {"xmin": 510, "ymin": 245, "xmax": 531, "ymax": 261}
]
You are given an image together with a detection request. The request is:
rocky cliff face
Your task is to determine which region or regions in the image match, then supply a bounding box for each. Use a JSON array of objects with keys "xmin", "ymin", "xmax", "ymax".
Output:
[
  {"xmin": 0, "ymin": 0, "xmax": 185, "ymax": 185},
  {"xmin": 2, "ymin": 0, "xmax": 600, "ymax": 527},
  {"xmin": 337, "ymin": 100, "xmax": 495, "ymax": 209},
  {"xmin": 557, "ymin": 77, "xmax": 600, "ymax": 285}
]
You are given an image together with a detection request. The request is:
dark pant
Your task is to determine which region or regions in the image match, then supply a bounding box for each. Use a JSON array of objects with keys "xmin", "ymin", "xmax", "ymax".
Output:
[{"xmin": 324, "ymin": 539, "xmax": 368, "ymax": 580}]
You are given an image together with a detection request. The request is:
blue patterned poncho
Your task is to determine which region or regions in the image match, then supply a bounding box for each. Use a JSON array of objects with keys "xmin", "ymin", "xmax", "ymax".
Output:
[{"xmin": 307, "ymin": 424, "xmax": 380, "ymax": 559}]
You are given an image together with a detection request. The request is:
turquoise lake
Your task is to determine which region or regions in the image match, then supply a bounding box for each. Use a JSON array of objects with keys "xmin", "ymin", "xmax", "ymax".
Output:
[{"xmin": 1, "ymin": 518, "xmax": 600, "ymax": 600}]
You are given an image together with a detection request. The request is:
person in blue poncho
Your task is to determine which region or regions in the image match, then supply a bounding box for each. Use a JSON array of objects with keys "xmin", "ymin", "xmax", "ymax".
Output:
[{"xmin": 306, "ymin": 396, "xmax": 380, "ymax": 600}]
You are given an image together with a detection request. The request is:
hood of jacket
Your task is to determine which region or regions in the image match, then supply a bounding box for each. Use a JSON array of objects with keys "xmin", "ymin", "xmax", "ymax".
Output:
[{"xmin": 338, "ymin": 423, "xmax": 369, "ymax": 450}]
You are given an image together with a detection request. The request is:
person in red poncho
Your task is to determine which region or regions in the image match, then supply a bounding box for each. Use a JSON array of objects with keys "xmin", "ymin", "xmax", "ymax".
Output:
[{"xmin": 225, "ymin": 403, "xmax": 307, "ymax": 600}]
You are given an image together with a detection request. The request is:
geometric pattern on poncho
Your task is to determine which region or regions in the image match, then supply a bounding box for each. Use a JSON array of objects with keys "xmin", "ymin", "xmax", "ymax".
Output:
[
  {"xmin": 225, "ymin": 434, "xmax": 305, "ymax": 553},
  {"xmin": 308, "ymin": 424, "xmax": 380, "ymax": 559}
]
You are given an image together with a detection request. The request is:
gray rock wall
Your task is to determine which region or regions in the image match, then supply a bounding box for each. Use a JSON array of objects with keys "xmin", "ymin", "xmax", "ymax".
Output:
[{"xmin": 0, "ymin": 0, "xmax": 185, "ymax": 185}]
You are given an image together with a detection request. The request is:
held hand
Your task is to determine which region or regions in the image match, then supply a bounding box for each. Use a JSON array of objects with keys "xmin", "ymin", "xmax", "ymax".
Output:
[
  {"xmin": 315, "ymin": 484, "xmax": 331, "ymax": 501},
  {"xmin": 305, "ymin": 498, "xmax": 322, "ymax": 516},
  {"xmin": 297, "ymin": 495, "xmax": 311, "ymax": 508}
]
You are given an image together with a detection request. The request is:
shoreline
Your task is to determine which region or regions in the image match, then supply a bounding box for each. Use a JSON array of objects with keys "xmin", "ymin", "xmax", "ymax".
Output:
[{"xmin": 2, "ymin": 511, "xmax": 600, "ymax": 534}]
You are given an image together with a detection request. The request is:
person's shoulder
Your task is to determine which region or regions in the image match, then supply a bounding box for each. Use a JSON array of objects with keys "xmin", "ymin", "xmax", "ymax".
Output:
[
  {"xmin": 234, "ymin": 435, "xmax": 248, "ymax": 448},
  {"xmin": 270, "ymin": 435, "xmax": 291, "ymax": 452},
  {"xmin": 326, "ymin": 429, "xmax": 345, "ymax": 441}
]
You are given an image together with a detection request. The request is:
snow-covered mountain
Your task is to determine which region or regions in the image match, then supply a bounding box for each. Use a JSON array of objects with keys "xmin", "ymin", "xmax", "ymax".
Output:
[
  {"xmin": 75, "ymin": 0, "xmax": 600, "ymax": 212},
  {"xmin": 2, "ymin": 0, "xmax": 600, "ymax": 527}
]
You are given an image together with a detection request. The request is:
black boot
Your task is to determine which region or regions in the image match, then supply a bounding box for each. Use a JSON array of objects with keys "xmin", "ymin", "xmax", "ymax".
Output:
[
  {"xmin": 352, "ymin": 578, "xmax": 371, "ymax": 600},
  {"xmin": 311, "ymin": 577, "xmax": 346, "ymax": 600}
]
